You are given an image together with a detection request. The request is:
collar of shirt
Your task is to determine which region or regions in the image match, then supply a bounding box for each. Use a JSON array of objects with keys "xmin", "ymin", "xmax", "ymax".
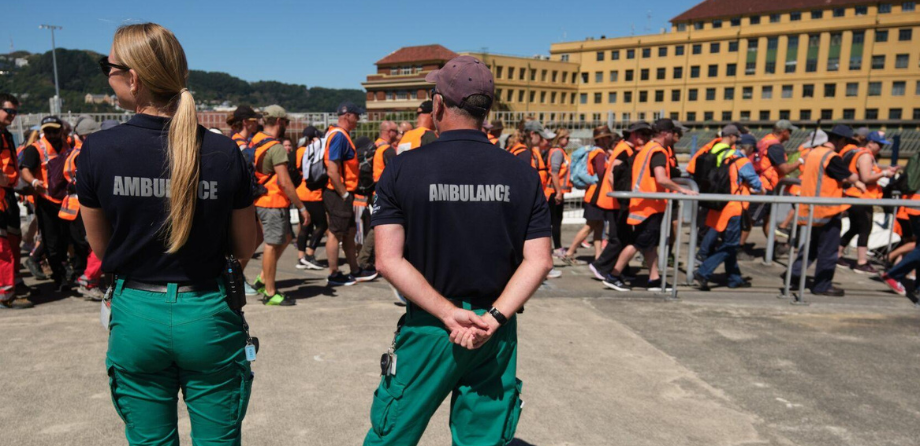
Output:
[
  {"xmin": 127, "ymin": 113, "xmax": 170, "ymax": 130},
  {"xmin": 436, "ymin": 129, "xmax": 489, "ymax": 144}
]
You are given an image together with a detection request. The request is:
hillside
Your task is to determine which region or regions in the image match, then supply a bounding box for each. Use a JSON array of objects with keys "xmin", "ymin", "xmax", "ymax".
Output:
[{"xmin": 0, "ymin": 49, "xmax": 365, "ymax": 114}]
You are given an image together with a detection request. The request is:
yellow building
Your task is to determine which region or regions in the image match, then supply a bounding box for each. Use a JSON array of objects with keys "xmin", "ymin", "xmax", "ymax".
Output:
[{"xmin": 550, "ymin": 0, "xmax": 920, "ymax": 124}]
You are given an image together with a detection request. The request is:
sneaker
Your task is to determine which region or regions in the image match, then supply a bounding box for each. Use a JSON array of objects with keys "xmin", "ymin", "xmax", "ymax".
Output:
[
  {"xmin": 299, "ymin": 255, "xmax": 325, "ymax": 270},
  {"xmin": 243, "ymin": 281, "xmax": 258, "ymax": 296},
  {"xmin": 263, "ymin": 292, "xmax": 296, "ymax": 306},
  {"xmin": 580, "ymin": 241, "xmax": 591, "ymax": 249},
  {"xmin": 295, "ymin": 257, "xmax": 310, "ymax": 269},
  {"xmin": 836, "ymin": 258, "xmax": 850, "ymax": 269},
  {"xmin": 0, "ymin": 297, "xmax": 34, "ymax": 309},
  {"xmin": 353, "ymin": 268, "xmax": 379, "ymax": 282},
  {"xmin": 25, "ymin": 257, "xmax": 48, "ymax": 281},
  {"xmin": 327, "ymin": 272, "xmax": 357, "ymax": 286},
  {"xmin": 775, "ymin": 227, "xmax": 791, "ymax": 239},
  {"xmin": 252, "ymin": 275, "xmax": 265, "ymax": 294},
  {"xmin": 588, "ymin": 263, "xmax": 605, "ymax": 281},
  {"xmin": 602, "ymin": 274, "xmax": 631, "ymax": 292},
  {"xmin": 814, "ymin": 287, "xmax": 845, "ymax": 297},
  {"xmin": 728, "ymin": 281, "xmax": 753, "ymax": 289},
  {"xmin": 79, "ymin": 286, "xmax": 105, "ymax": 302},
  {"xmin": 646, "ymin": 278, "xmax": 671, "ymax": 292},
  {"xmin": 880, "ymin": 274, "xmax": 907, "ymax": 296},
  {"xmin": 54, "ymin": 280, "xmax": 71, "ymax": 294},
  {"xmin": 562, "ymin": 256, "xmax": 584, "ymax": 266},
  {"xmin": 15, "ymin": 282, "xmax": 39, "ymax": 297},
  {"xmin": 773, "ymin": 244, "xmax": 790, "ymax": 259},
  {"xmin": 693, "ymin": 272, "xmax": 710, "ymax": 291},
  {"xmin": 552, "ymin": 248, "xmax": 567, "ymax": 259},
  {"xmin": 852, "ymin": 263, "xmax": 877, "ymax": 275},
  {"xmin": 546, "ymin": 268, "xmax": 562, "ymax": 279}
]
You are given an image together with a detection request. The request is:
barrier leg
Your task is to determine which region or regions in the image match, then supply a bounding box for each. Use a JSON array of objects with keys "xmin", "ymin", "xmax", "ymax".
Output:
[
  {"xmin": 658, "ymin": 201, "xmax": 673, "ymax": 296},
  {"xmin": 885, "ymin": 193, "xmax": 900, "ymax": 267},
  {"xmin": 764, "ymin": 201, "xmax": 779, "ymax": 266},
  {"xmin": 794, "ymin": 204, "xmax": 815, "ymax": 305},
  {"xmin": 780, "ymin": 203, "xmax": 801, "ymax": 299},
  {"xmin": 686, "ymin": 203, "xmax": 699, "ymax": 285},
  {"xmin": 669, "ymin": 200, "xmax": 684, "ymax": 301}
]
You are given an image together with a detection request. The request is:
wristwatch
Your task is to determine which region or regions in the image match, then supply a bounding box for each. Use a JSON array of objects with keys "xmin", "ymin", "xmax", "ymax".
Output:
[{"xmin": 488, "ymin": 307, "xmax": 508, "ymax": 326}]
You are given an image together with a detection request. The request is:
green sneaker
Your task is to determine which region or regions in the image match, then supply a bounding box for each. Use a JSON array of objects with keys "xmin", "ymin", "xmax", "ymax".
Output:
[
  {"xmin": 262, "ymin": 292, "xmax": 295, "ymax": 306},
  {"xmin": 253, "ymin": 275, "xmax": 266, "ymax": 295}
]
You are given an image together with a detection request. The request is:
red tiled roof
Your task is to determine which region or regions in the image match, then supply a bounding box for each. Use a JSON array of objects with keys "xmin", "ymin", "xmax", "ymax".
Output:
[
  {"xmin": 375, "ymin": 44, "xmax": 459, "ymax": 66},
  {"xmin": 671, "ymin": 0, "xmax": 871, "ymax": 23}
]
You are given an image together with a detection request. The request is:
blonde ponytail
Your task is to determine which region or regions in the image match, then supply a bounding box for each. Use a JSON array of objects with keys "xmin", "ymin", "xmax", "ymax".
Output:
[{"xmin": 112, "ymin": 23, "xmax": 199, "ymax": 253}]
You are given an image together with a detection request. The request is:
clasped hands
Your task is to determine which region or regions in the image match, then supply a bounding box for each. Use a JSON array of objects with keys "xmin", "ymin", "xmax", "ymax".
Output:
[{"xmin": 442, "ymin": 307, "xmax": 501, "ymax": 350}]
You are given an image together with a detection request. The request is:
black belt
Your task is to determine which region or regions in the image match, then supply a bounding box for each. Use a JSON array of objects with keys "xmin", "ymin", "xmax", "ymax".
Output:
[{"xmin": 123, "ymin": 279, "xmax": 220, "ymax": 293}]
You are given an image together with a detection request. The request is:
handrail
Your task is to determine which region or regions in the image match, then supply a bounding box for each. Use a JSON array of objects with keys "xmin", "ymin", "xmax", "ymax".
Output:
[
  {"xmin": 764, "ymin": 178, "xmax": 802, "ymax": 266},
  {"xmin": 672, "ymin": 178, "xmax": 699, "ymax": 289}
]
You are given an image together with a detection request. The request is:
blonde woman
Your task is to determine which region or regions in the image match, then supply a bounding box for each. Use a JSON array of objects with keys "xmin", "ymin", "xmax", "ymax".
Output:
[
  {"xmin": 79, "ymin": 23, "xmax": 257, "ymax": 444},
  {"xmin": 546, "ymin": 129, "xmax": 571, "ymax": 251}
]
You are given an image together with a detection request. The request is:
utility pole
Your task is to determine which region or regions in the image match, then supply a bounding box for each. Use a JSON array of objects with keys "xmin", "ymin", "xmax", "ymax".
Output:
[{"xmin": 39, "ymin": 24, "xmax": 63, "ymax": 114}]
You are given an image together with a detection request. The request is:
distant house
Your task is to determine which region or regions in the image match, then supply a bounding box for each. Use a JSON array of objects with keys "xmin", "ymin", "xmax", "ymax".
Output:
[{"xmin": 84, "ymin": 94, "xmax": 115, "ymax": 105}]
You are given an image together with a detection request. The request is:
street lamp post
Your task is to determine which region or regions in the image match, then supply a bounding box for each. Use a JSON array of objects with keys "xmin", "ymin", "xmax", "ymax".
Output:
[{"xmin": 39, "ymin": 24, "xmax": 63, "ymax": 114}]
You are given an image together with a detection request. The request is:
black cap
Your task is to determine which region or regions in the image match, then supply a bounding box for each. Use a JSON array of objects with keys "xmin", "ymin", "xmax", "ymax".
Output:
[
  {"xmin": 302, "ymin": 125, "xmax": 322, "ymax": 140},
  {"xmin": 652, "ymin": 118, "xmax": 684, "ymax": 134},
  {"xmin": 828, "ymin": 124, "xmax": 856, "ymax": 142},
  {"xmin": 623, "ymin": 121, "xmax": 652, "ymax": 138},
  {"xmin": 417, "ymin": 100, "xmax": 433, "ymax": 114},
  {"xmin": 730, "ymin": 121, "xmax": 750, "ymax": 134},
  {"xmin": 337, "ymin": 102, "xmax": 364, "ymax": 116},
  {"xmin": 232, "ymin": 105, "xmax": 261, "ymax": 122},
  {"xmin": 40, "ymin": 115, "xmax": 63, "ymax": 130}
]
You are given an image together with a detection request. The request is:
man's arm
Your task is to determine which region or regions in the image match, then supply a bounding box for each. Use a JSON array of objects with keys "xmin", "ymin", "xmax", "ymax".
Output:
[
  {"xmin": 375, "ymin": 224, "xmax": 489, "ymax": 349},
  {"xmin": 325, "ymin": 158, "xmax": 346, "ymax": 196},
  {"xmin": 273, "ymin": 163, "xmax": 308, "ymax": 224}
]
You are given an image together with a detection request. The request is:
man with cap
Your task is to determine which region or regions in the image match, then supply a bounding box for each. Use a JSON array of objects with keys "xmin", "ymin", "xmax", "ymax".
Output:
[
  {"xmin": 71, "ymin": 115, "xmax": 101, "ymax": 149},
  {"xmin": 791, "ymin": 124, "xmax": 866, "ymax": 297},
  {"xmin": 838, "ymin": 131, "xmax": 898, "ymax": 273},
  {"xmin": 604, "ymin": 119, "xmax": 696, "ymax": 292},
  {"xmin": 487, "ymin": 119, "xmax": 503, "ymax": 145},
  {"xmin": 229, "ymin": 105, "xmax": 261, "ymax": 159},
  {"xmin": 323, "ymin": 101, "xmax": 366, "ymax": 286},
  {"xmin": 754, "ymin": 119, "xmax": 801, "ymax": 249},
  {"xmin": 693, "ymin": 130, "xmax": 764, "ymax": 290},
  {"xmin": 396, "ymin": 100, "xmax": 437, "ymax": 154},
  {"xmin": 363, "ymin": 55, "xmax": 551, "ymax": 445},
  {"xmin": 0, "ymin": 93, "xmax": 32, "ymax": 308},
  {"xmin": 19, "ymin": 116, "xmax": 74, "ymax": 292},
  {"xmin": 354, "ymin": 121, "xmax": 401, "ymax": 278},
  {"xmin": 249, "ymin": 105, "xmax": 309, "ymax": 306},
  {"xmin": 561, "ymin": 125, "xmax": 614, "ymax": 264},
  {"xmin": 590, "ymin": 121, "xmax": 651, "ymax": 283},
  {"xmin": 522, "ymin": 120, "xmax": 562, "ymax": 279}
]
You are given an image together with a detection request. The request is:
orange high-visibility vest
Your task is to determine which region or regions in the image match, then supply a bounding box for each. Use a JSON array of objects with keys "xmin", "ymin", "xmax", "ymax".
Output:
[
  {"xmin": 0, "ymin": 131, "xmax": 18, "ymax": 211},
  {"xmin": 324, "ymin": 127, "xmax": 359, "ymax": 192},
  {"xmin": 901, "ymin": 193, "xmax": 920, "ymax": 217},
  {"xmin": 544, "ymin": 147, "xmax": 572, "ymax": 198},
  {"xmin": 797, "ymin": 146, "xmax": 849, "ymax": 226},
  {"xmin": 756, "ymin": 135, "xmax": 786, "ymax": 191},
  {"xmin": 231, "ymin": 132, "xmax": 250, "ymax": 149},
  {"xmin": 510, "ymin": 143, "xmax": 549, "ymax": 187},
  {"xmin": 58, "ymin": 146, "xmax": 81, "ymax": 220},
  {"xmin": 396, "ymin": 126, "xmax": 432, "ymax": 153},
  {"xmin": 31, "ymin": 137, "xmax": 65, "ymax": 204},
  {"xmin": 251, "ymin": 132, "xmax": 291, "ymax": 209},
  {"xmin": 705, "ymin": 153, "xmax": 752, "ymax": 232},
  {"xmin": 488, "ymin": 134, "xmax": 499, "ymax": 146},
  {"xmin": 584, "ymin": 148, "xmax": 616, "ymax": 209},
  {"xmin": 372, "ymin": 138, "xmax": 393, "ymax": 183},
  {"xmin": 294, "ymin": 145, "xmax": 322, "ymax": 203},
  {"xmin": 844, "ymin": 148, "xmax": 882, "ymax": 199},
  {"xmin": 627, "ymin": 141, "xmax": 670, "ymax": 225},
  {"xmin": 755, "ymin": 134, "xmax": 781, "ymax": 176}
]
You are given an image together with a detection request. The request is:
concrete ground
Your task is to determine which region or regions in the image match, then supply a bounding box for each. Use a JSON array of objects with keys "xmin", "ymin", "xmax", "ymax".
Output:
[{"xmin": 2, "ymin": 226, "xmax": 919, "ymax": 446}]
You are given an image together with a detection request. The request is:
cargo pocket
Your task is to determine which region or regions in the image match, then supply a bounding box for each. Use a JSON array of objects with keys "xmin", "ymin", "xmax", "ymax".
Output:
[
  {"xmin": 370, "ymin": 378, "xmax": 405, "ymax": 439},
  {"xmin": 235, "ymin": 369, "xmax": 254, "ymax": 424},
  {"xmin": 501, "ymin": 378, "xmax": 524, "ymax": 444},
  {"xmin": 107, "ymin": 366, "xmax": 133, "ymax": 428}
]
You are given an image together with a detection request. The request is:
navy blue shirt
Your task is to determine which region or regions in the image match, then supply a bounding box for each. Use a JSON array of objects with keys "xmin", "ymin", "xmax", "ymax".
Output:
[
  {"xmin": 372, "ymin": 129, "xmax": 551, "ymax": 307},
  {"xmin": 77, "ymin": 113, "xmax": 252, "ymax": 282},
  {"xmin": 326, "ymin": 125, "xmax": 355, "ymax": 162}
]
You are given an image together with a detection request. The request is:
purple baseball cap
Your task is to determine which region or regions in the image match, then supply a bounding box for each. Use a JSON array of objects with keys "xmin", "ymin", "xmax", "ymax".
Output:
[{"xmin": 425, "ymin": 55, "xmax": 494, "ymax": 108}]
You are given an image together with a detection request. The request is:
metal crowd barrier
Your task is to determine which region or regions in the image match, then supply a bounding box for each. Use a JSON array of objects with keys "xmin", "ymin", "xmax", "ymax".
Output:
[{"xmin": 609, "ymin": 189, "xmax": 920, "ymax": 304}]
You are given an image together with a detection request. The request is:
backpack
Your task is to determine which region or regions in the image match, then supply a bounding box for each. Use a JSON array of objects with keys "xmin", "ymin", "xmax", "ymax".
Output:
[
  {"xmin": 701, "ymin": 156, "xmax": 743, "ymax": 211},
  {"xmin": 570, "ymin": 146, "xmax": 598, "ymax": 189},
  {"xmin": 355, "ymin": 138, "xmax": 377, "ymax": 196},
  {"xmin": 304, "ymin": 130, "xmax": 342, "ymax": 191},
  {"xmin": 693, "ymin": 144, "xmax": 732, "ymax": 195},
  {"xmin": 45, "ymin": 147, "xmax": 70, "ymax": 201},
  {"xmin": 286, "ymin": 148, "xmax": 303, "ymax": 188},
  {"xmin": 894, "ymin": 151, "xmax": 920, "ymax": 194}
]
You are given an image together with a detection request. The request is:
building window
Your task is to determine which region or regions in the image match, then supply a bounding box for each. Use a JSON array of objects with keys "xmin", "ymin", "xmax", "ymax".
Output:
[
  {"xmin": 779, "ymin": 110, "xmax": 791, "ymax": 120},
  {"xmin": 782, "ymin": 85, "xmax": 793, "ymax": 98},
  {"xmin": 552, "ymin": 71, "xmax": 558, "ymax": 82},
  {"xmin": 704, "ymin": 112, "xmax": 714, "ymax": 121},
  {"xmin": 518, "ymin": 90, "xmax": 525, "ymax": 102},
  {"xmin": 625, "ymin": 69, "xmax": 634, "ymax": 81},
  {"xmin": 693, "ymin": 44, "xmax": 702, "ymax": 55},
  {"xmin": 670, "ymin": 112, "xmax": 680, "ymax": 120},
  {"xmin": 915, "ymin": 108, "xmax": 920, "ymax": 120},
  {"xmin": 890, "ymin": 108, "xmax": 903, "ymax": 120},
  {"xmin": 760, "ymin": 110, "xmax": 771, "ymax": 120},
  {"xmin": 750, "ymin": 15, "xmax": 761, "ymax": 25},
  {"xmin": 596, "ymin": 51, "xmax": 604, "ymax": 61},
  {"xmin": 846, "ymin": 82, "xmax": 859, "ymax": 96},
  {"xmin": 530, "ymin": 69, "xmax": 536, "ymax": 81},
  {"xmin": 726, "ymin": 63, "xmax": 737, "ymax": 76},
  {"xmin": 728, "ymin": 41, "xmax": 739, "ymax": 52},
  {"xmin": 917, "ymin": 80, "xmax": 920, "ymax": 95},
  {"xmin": 595, "ymin": 71, "xmax": 603, "ymax": 83},
  {"xmin": 641, "ymin": 68, "xmax": 649, "ymax": 80},
  {"xmin": 876, "ymin": 30, "xmax": 889, "ymax": 42},
  {"xmin": 642, "ymin": 48, "xmax": 651, "ymax": 58},
  {"xmin": 869, "ymin": 81, "xmax": 882, "ymax": 96},
  {"xmin": 627, "ymin": 49, "xmax": 635, "ymax": 59},
  {"xmin": 550, "ymin": 91, "xmax": 557, "ymax": 103},
  {"xmin": 896, "ymin": 54, "xmax": 909, "ymax": 68},
  {"xmin": 694, "ymin": 21, "xmax": 704, "ymax": 30},
  {"xmin": 671, "ymin": 89, "xmax": 681, "ymax": 101},
  {"xmin": 688, "ymin": 89, "xmax": 698, "ymax": 101},
  {"xmin": 905, "ymin": 2, "xmax": 917, "ymax": 12},
  {"xmin": 843, "ymin": 109, "xmax": 855, "ymax": 119},
  {"xmin": 806, "ymin": 34, "xmax": 820, "ymax": 72},
  {"xmin": 624, "ymin": 91, "xmax": 633, "ymax": 103},
  {"xmin": 708, "ymin": 64, "xmax": 718, "ymax": 77},
  {"xmin": 691, "ymin": 66, "xmax": 700, "ymax": 78},
  {"xmin": 790, "ymin": 12, "xmax": 801, "ymax": 21},
  {"xmin": 496, "ymin": 66, "xmax": 504, "ymax": 78},
  {"xmin": 541, "ymin": 70, "xmax": 547, "ymax": 81},
  {"xmin": 687, "ymin": 112, "xmax": 697, "ymax": 121},
  {"xmin": 855, "ymin": 6, "xmax": 868, "ymax": 15},
  {"xmin": 562, "ymin": 72, "xmax": 568, "ymax": 83},
  {"xmin": 800, "ymin": 110, "xmax": 812, "ymax": 120},
  {"xmin": 706, "ymin": 88, "xmax": 716, "ymax": 100},
  {"xmin": 879, "ymin": 3, "xmax": 892, "ymax": 13},
  {"xmin": 900, "ymin": 29, "xmax": 913, "ymax": 41},
  {"xmin": 872, "ymin": 55, "xmax": 885, "ymax": 69},
  {"xmin": 866, "ymin": 109, "xmax": 878, "ymax": 119},
  {"xmin": 724, "ymin": 87, "xmax": 735, "ymax": 100},
  {"xmin": 824, "ymin": 83, "xmax": 836, "ymax": 97},
  {"xmin": 786, "ymin": 35, "xmax": 799, "ymax": 73},
  {"xmin": 520, "ymin": 69, "xmax": 526, "ymax": 80},
  {"xmin": 610, "ymin": 70, "xmax": 619, "ymax": 82},
  {"xmin": 742, "ymin": 86, "xmax": 753, "ymax": 99},
  {"xmin": 659, "ymin": 47, "xmax": 667, "ymax": 57},
  {"xmin": 571, "ymin": 94, "xmax": 576, "ymax": 104},
  {"xmin": 731, "ymin": 17, "xmax": 741, "ymax": 26},
  {"xmin": 530, "ymin": 91, "xmax": 536, "ymax": 102},
  {"xmin": 811, "ymin": 10, "xmax": 823, "ymax": 19},
  {"xmin": 713, "ymin": 19, "xmax": 723, "ymax": 28},
  {"xmin": 762, "ymin": 85, "xmax": 773, "ymax": 99},
  {"xmin": 747, "ymin": 38, "xmax": 759, "ymax": 74},
  {"xmin": 579, "ymin": 93, "xmax": 587, "ymax": 104},
  {"xmin": 711, "ymin": 42, "xmax": 720, "ymax": 53},
  {"xmin": 506, "ymin": 89, "xmax": 513, "ymax": 102},
  {"xmin": 561, "ymin": 53, "xmax": 570, "ymax": 62},
  {"xmin": 673, "ymin": 66, "xmax": 683, "ymax": 79},
  {"xmin": 581, "ymin": 72, "xmax": 588, "ymax": 83},
  {"xmin": 608, "ymin": 92, "xmax": 617, "ymax": 103},
  {"xmin": 722, "ymin": 111, "xmax": 733, "ymax": 121},
  {"xmin": 594, "ymin": 92, "xmax": 602, "ymax": 103},
  {"xmin": 655, "ymin": 90, "xmax": 665, "ymax": 102},
  {"xmin": 612, "ymin": 50, "xmax": 620, "ymax": 60},
  {"xmin": 803, "ymin": 84, "xmax": 815, "ymax": 98},
  {"xmin": 833, "ymin": 8, "xmax": 845, "ymax": 17},
  {"xmin": 656, "ymin": 67, "xmax": 666, "ymax": 80},
  {"xmin": 893, "ymin": 81, "xmax": 906, "ymax": 96},
  {"xmin": 827, "ymin": 32, "xmax": 842, "ymax": 71},
  {"xmin": 390, "ymin": 68, "xmax": 398, "ymax": 75},
  {"xmin": 770, "ymin": 13, "xmax": 781, "ymax": 23},
  {"xmin": 675, "ymin": 45, "xmax": 685, "ymax": 56},
  {"xmin": 850, "ymin": 31, "xmax": 864, "ymax": 70},
  {"xmin": 541, "ymin": 91, "xmax": 547, "ymax": 103}
]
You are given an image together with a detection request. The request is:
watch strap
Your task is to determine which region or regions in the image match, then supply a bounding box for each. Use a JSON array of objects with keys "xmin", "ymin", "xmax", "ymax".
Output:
[{"xmin": 488, "ymin": 307, "xmax": 508, "ymax": 326}]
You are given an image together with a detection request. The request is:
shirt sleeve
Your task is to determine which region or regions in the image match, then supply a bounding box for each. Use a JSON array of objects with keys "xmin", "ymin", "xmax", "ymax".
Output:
[
  {"xmin": 76, "ymin": 141, "xmax": 100, "ymax": 208},
  {"xmin": 20, "ymin": 146, "xmax": 40, "ymax": 172},
  {"xmin": 650, "ymin": 152, "xmax": 668, "ymax": 170},
  {"xmin": 525, "ymin": 174, "xmax": 552, "ymax": 240},
  {"xmin": 550, "ymin": 151, "xmax": 564, "ymax": 174},
  {"xmin": 825, "ymin": 156, "xmax": 852, "ymax": 181},
  {"xmin": 515, "ymin": 150, "xmax": 532, "ymax": 164},
  {"xmin": 370, "ymin": 161, "xmax": 404, "ymax": 227},
  {"xmin": 232, "ymin": 148, "xmax": 254, "ymax": 209},
  {"xmin": 420, "ymin": 131, "xmax": 438, "ymax": 147},
  {"xmin": 767, "ymin": 144, "xmax": 787, "ymax": 167},
  {"xmin": 382, "ymin": 147, "xmax": 396, "ymax": 166},
  {"xmin": 591, "ymin": 151, "xmax": 607, "ymax": 175},
  {"xmin": 326, "ymin": 134, "xmax": 348, "ymax": 162},
  {"xmin": 737, "ymin": 161, "xmax": 763, "ymax": 192}
]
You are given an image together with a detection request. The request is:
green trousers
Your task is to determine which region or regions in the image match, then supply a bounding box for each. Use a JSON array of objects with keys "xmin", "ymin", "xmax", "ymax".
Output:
[
  {"xmin": 106, "ymin": 279, "xmax": 253, "ymax": 446},
  {"xmin": 364, "ymin": 303, "xmax": 523, "ymax": 446}
]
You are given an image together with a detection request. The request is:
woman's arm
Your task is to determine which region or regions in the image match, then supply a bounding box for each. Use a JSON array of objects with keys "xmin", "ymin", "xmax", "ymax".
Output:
[
  {"xmin": 230, "ymin": 205, "xmax": 257, "ymax": 263},
  {"xmin": 81, "ymin": 207, "xmax": 112, "ymax": 259}
]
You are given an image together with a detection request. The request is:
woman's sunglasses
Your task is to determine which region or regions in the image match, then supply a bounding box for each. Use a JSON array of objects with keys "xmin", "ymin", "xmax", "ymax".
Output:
[{"xmin": 98, "ymin": 56, "xmax": 130, "ymax": 77}]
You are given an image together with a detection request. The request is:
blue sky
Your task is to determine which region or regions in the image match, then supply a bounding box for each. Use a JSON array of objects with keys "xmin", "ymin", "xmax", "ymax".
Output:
[{"xmin": 7, "ymin": 0, "xmax": 687, "ymax": 89}]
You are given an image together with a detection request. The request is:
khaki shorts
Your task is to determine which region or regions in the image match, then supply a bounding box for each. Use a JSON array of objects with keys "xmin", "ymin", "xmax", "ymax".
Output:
[
  {"xmin": 256, "ymin": 207, "xmax": 292, "ymax": 246},
  {"xmin": 322, "ymin": 189, "xmax": 356, "ymax": 237}
]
